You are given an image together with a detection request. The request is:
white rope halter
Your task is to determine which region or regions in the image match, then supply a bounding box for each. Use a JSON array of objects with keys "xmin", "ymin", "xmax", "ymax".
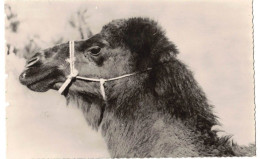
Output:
[{"xmin": 58, "ymin": 41, "xmax": 152, "ymax": 100}]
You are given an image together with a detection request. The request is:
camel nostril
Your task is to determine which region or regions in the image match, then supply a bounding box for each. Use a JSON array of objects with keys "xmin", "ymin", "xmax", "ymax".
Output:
[
  {"xmin": 26, "ymin": 57, "xmax": 40, "ymax": 68},
  {"xmin": 21, "ymin": 72, "xmax": 26, "ymax": 79}
]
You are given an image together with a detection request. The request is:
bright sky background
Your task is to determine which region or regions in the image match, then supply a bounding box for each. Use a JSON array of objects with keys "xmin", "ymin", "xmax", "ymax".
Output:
[{"xmin": 5, "ymin": 0, "xmax": 255, "ymax": 158}]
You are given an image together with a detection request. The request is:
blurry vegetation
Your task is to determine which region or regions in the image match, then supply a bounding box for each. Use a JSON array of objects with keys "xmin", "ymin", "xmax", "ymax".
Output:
[
  {"xmin": 5, "ymin": 4, "xmax": 20, "ymax": 55},
  {"xmin": 68, "ymin": 8, "xmax": 93, "ymax": 39},
  {"xmin": 5, "ymin": 4, "xmax": 20, "ymax": 33},
  {"xmin": 5, "ymin": 4, "xmax": 93, "ymax": 59}
]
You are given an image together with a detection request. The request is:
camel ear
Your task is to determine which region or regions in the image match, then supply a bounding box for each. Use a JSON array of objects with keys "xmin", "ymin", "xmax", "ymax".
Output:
[
  {"xmin": 101, "ymin": 18, "xmax": 178, "ymax": 67},
  {"xmin": 123, "ymin": 20, "xmax": 159, "ymax": 56},
  {"xmin": 123, "ymin": 18, "xmax": 178, "ymax": 67}
]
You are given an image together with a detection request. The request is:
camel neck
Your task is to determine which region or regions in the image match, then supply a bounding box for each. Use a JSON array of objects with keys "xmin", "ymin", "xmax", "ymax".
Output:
[
  {"xmin": 100, "ymin": 105, "xmax": 201, "ymax": 157},
  {"xmin": 99, "ymin": 88, "xmax": 235, "ymax": 157}
]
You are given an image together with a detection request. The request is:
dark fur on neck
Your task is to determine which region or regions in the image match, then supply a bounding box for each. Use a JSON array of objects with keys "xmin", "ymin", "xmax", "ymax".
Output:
[{"xmin": 65, "ymin": 90, "xmax": 105, "ymax": 130}]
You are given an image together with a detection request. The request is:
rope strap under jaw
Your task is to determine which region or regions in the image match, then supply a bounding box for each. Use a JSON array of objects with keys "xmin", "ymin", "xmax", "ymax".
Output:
[{"xmin": 58, "ymin": 40, "xmax": 152, "ymax": 100}]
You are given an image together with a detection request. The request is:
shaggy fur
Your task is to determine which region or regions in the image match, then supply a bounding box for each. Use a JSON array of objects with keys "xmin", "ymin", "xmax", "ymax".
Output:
[{"xmin": 20, "ymin": 17, "xmax": 255, "ymax": 157}]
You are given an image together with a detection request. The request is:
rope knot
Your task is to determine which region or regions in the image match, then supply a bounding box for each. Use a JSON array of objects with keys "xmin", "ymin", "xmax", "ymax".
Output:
[
  {"xmin": 67, "ymin": 69, "xmax": 78, "ymax": 79},
  {"xmin": 99, "ymin": 78, "xmax": 107, "ymax": 100}
]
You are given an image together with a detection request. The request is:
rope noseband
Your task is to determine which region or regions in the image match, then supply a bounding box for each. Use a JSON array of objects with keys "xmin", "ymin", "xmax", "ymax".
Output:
[{"xmin": 58, "ymin": 41, "xmax": 152, "ymax": 100}]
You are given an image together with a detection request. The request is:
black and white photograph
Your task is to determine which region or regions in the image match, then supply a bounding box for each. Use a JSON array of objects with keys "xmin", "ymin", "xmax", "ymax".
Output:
[{"xmin": 3, "ymin": 0, "xmax": 256, "ymax": 158}]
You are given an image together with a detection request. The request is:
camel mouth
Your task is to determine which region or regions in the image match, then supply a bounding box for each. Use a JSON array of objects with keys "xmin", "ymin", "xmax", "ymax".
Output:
[{"xmin": 19, "ymin": 66, "xmax": 60, "ymax": 92}]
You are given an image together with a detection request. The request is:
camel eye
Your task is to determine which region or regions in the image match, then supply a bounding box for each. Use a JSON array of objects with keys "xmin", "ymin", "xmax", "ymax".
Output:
[{"xmin": 89, "ymin": 46, "xmax": 101, "ymax": 56}]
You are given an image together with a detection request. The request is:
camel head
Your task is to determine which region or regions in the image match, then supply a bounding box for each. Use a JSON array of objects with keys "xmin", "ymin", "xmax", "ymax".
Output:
[
  {"xmin": 19, "ymin": 18, "xmax": 180, "ymax": 130},
  {"xmin": 19, "ymin": 35, "xmax": 130, "ymax": 95},
  {"xmin": 19, "ymin": 18, "xmax": 177, "ymax": 100}
]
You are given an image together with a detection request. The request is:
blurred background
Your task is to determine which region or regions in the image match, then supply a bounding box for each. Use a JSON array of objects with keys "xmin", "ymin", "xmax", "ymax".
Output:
[{"xmin": 5, "ymin": 0, "xmax": 255, "ymax": 158}]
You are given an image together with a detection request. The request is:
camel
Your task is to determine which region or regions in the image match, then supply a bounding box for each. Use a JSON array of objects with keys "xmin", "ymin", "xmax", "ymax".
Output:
[{"xmin": 19, "ymin": 17, "xmax": 255, "ymax": 157}]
